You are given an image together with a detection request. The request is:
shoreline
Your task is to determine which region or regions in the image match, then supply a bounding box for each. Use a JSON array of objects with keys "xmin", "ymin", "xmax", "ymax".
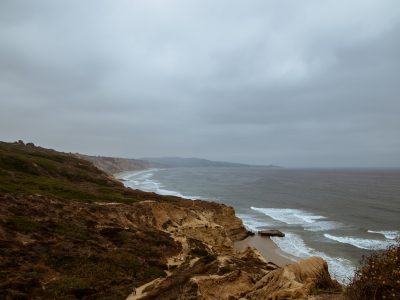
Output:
[{"xmin": 234, "ymin": 234, "xmax": 297, "ymax": 267}]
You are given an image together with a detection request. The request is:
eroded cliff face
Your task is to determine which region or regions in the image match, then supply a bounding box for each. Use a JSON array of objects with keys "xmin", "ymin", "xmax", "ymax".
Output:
[
  {"xmin": 126, "ymin": 199, "xmax": 342, "ymax": 300},
  {"xmin": 145, "ymin": 200, "xmax": 249, "ymax": 254}
]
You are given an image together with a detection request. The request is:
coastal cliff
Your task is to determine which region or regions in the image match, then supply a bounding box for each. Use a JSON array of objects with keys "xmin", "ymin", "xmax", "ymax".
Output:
[
  {"xmin": 75, "ymin": 153, "xmax": 150, "ymax": 174},
  {"xmin": 125, "ymin": 200, "xmax": 341, "ymax": 300},
  {"xmin": 0, "ymin": 141, "xmax": 341, "ymax": 299}
]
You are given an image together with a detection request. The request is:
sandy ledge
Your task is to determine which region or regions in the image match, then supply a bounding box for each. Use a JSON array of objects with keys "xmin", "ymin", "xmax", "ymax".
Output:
[{"xmin": 234, "ymin": 234, "xmax": 298, "ymax": 267}]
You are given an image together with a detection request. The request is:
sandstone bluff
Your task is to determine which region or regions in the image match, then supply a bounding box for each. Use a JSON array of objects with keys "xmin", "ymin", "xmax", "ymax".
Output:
[{"xmin": 0, "ymin": 141, "xmax": 341, "ymax": 299}]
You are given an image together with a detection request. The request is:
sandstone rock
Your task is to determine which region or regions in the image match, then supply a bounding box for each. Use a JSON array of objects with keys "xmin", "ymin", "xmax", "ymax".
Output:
[
  {"xmin": 146, "ymin": 201, "xmax": 250, "ymax": 254},
  {"xmin": 247, "ymin": 231, "xmax": 255, "ymax": 236},
  {"xmin": 193, "ymin": 270, "xmax": 255, "ymax": 300},
  {"xmin": 245, "ymin": 256, "xmax": 340, "ymax": 300},
  {"xmin": 122, "ymin": 200, "xmax": 340, "ymax": 300}
]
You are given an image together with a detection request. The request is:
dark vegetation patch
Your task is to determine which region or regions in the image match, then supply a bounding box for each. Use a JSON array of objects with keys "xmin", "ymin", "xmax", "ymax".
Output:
[
  {"xmin": 43, "ymin": 250, "xmax": 166, "ymax": 299},
  {"xmin": 5, "ymin": 216, "xmax": 40, "ymax": 234},
  {"xmin": 219, "ymin": 265, "xmax": 234, "ymax": 274},
  {"xmin": 187, "ymin": 238, "xmax": 217, "ymax": 265},
  {"xmin": 345, "ymin": 239, "xmax": 400, "ymax": 300},
  {"xmin": 0, "ymin": 194, "xmax": 180, "ymax": 299},
  {"xmin": 52, "ymin": 223, "xmax": 91, "ymax": 240}
]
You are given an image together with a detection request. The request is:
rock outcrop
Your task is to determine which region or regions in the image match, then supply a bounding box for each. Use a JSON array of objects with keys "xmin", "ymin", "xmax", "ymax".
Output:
[
  {"xmin": 258, "ymin": 229, "xmax": 285, "ymax": 237},
  {"xmin": 246, "ymin": 257, "xmax": 340, "ymax": 299},
  {"xmin": 123, "ymin": 200, "xmax": 341, "ymax": 300}
]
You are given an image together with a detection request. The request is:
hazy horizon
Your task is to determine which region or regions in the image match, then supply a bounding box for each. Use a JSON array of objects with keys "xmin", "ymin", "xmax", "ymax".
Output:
[{"xmin": 1, "ymin": 1, "xmax": 400, "ymax": 167}]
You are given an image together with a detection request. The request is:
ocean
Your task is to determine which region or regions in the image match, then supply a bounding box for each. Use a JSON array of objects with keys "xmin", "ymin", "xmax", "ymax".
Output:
[{"xmin": 119, "ymin": 167, "xmax": 400, "ymax": 284}]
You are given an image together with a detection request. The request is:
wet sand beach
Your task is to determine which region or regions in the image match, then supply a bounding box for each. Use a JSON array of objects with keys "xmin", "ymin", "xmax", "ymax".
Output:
[{"xmin": 234, "ymin": 234, "xmax": 297, "ymax": 267}]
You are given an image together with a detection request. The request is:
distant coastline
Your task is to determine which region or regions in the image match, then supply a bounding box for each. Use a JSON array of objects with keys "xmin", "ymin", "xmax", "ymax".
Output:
[{"xmin": 78, "ymin": 153, "xmax": 281, "ymax": 175}]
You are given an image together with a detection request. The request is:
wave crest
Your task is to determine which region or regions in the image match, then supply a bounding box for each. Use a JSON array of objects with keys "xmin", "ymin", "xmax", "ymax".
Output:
[
  {"xmin": 324, "ymin": 233, "xmax": 396, "ymax": 250},
  {"xmin": 250, "ymin": 207, "xmax": 340, "ymax": 231}
]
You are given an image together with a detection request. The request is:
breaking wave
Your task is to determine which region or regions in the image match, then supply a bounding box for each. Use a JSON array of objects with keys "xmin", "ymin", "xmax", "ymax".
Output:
[
  {"xmin": 324, "ymin": 233, "xmax": 396, "ymax": 250},
  {"xmin": 368, "ymin": 230, "xmax": 400, "ymax": 240},
  {"xmin": 250, "ymin": 207, "xmax": 340, "ymax": 231}
]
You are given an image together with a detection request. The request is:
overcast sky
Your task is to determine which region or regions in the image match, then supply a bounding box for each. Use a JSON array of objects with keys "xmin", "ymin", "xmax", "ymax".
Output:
[{"xmin": 1, "ymin": 0, "xmax": 400, "ymax": 167}]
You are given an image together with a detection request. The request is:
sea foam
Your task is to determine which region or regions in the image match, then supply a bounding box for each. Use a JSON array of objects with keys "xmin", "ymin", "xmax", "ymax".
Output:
[
  {"xmin": 237, "ymin": 214, "xmax": 273, "ymax": 232},
  {"xmin": 368, "ymin": 230, "xmax": 400, "ymax": 240},
  {"xmin": 272, "ymin": 232, "xmax": 354, "ymax": 284}
]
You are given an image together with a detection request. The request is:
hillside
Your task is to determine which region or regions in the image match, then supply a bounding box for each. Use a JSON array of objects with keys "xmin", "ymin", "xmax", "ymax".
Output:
[
  {"xmin": 0, "ymin": 141, "xmax": 183, "ymax": 298},
  {"xmin": 0, "ymin": 141, "xmax": 339, "ymax": 299},
  {"xmin": 0, "ymin": 141, "xmax": 151, "ymax": 203},
  {"xmin": 75, "ymin": 155, "xmax": 280, "ymax": 173},
  {"xmin": 140, "ymin": 157, "xmax": 271, "ymax": 168}
]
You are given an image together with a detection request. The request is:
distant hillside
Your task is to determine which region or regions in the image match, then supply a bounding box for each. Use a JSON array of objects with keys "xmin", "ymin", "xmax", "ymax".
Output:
[
  {"xmin": 76, "ymin": 155, "xmax": 280, "ymax": 173},
  {"xmin": 76, "ymin": 154, "xmax": 149, "ymax": 174},
  {"xmin": 141, "ymin": 157, "xmax": 279, "ymax": 168}
]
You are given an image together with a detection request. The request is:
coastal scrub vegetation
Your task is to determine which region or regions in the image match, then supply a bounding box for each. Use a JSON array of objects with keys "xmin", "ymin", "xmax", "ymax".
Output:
[
  {"xmin": 345, "ymin": 239, "xmax": 400, "ymax": 300},
  {"xmin": 0, "ymin": 141, "xmax": 181, "ymax": 299},
  {"xmin": 0, "ymin": 142, "xmax": 231, "ymax": 211},
  {"xmin": 0, "ymin": 141, "xmax": 158, "ymax": 203}
]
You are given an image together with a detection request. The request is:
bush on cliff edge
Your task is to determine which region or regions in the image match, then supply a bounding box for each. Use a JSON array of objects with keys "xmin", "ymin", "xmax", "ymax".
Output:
[{"xmin": 345, "ymin": 239, "xmax": 400, "ymax": 300}]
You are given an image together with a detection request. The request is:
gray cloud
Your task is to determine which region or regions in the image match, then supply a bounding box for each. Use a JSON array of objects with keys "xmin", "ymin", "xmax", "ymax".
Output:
[{"xmin": 1, "ymin": 0, "xmax": 400, "ymax": 167}]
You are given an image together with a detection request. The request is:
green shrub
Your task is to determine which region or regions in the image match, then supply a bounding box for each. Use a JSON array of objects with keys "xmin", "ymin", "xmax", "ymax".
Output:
[
  {"xmin": 53, "ymin": 224, "xmax": 90, "ymax": 240},
  {"xmin": 45, "ymin": 276, "xmax": 94, "ymax": 299},
  {"xmin": 0, "ymin": 155, "xmax": 40, "ymax": 175},
  {"xmin": 345, "ymin": 240, "xmax": 400, "ymax": 300},
  {"xmin": 6, "ymin": 216, "xmax": 40, "ymax": 234}
]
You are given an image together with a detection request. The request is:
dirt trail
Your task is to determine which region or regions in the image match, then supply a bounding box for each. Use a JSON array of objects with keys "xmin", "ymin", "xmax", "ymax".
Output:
[{"xmin": 126, "ymin": 277, "xmax": 162, "ymax": 300}]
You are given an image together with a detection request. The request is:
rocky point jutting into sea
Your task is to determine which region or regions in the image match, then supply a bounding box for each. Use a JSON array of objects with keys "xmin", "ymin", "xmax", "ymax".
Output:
[{"xmin": 0, "ymin": 141, "xmax": 342, "ymax": 299}]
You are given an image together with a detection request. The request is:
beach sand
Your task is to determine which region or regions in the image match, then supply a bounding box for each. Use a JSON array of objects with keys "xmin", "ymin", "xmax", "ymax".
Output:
[{"xmin": 234, "ymin": 234, "xmax": 297, "ymax": 267}]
